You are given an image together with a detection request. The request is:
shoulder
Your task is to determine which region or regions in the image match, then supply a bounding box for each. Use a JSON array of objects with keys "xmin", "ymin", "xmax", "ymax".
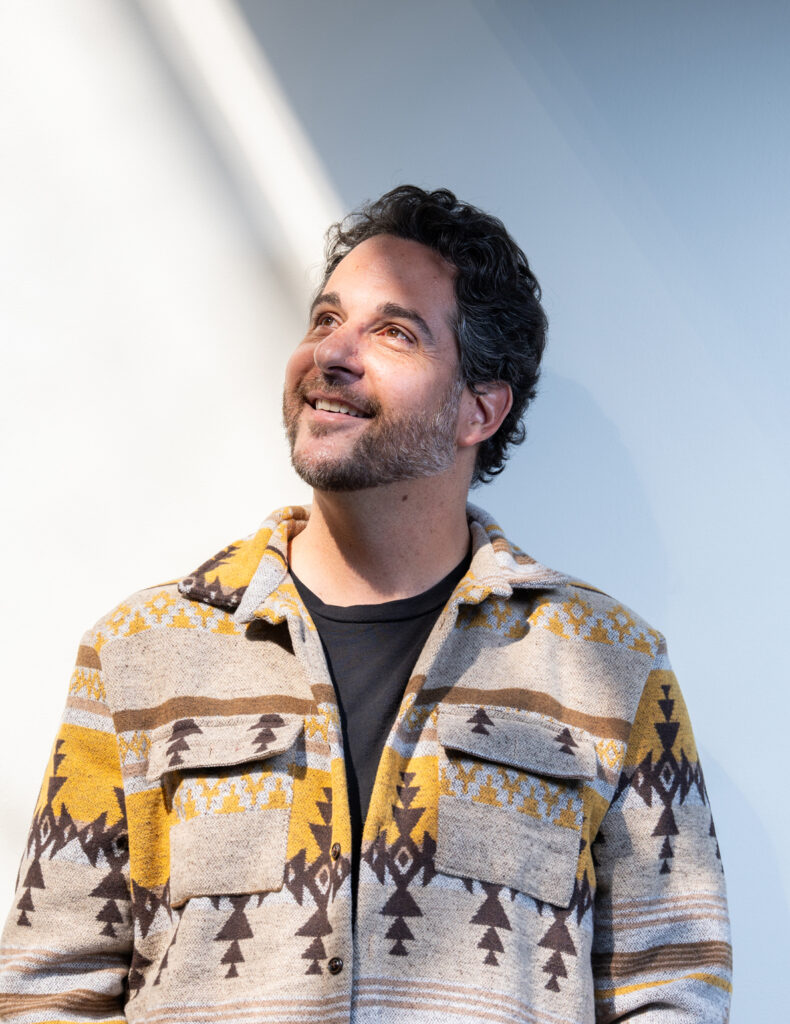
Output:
[
  {"xmin": 76, "ymin": 583, "xmax": 243, "ymax": 707},
  {"xmin": 525, "ymin": 578, "xmax": 664, "ymax": 661},
  {"xmin": 77, "ymin": 526, "xmax": 262, "ymax": 713},
  {"xmin": 463, "ymin": 581, "xmax": 666, "ymax": 739},
  {"xmin": 83, "ymin": 504, "xmax": 308, "ymax": 654},
  {"xmin": 86, "ymin": 581, "xmax": 243, "ymax": 650},
  {"xmin": 464, "ymin": 504, "xmax": 668, "ymax": 721}
]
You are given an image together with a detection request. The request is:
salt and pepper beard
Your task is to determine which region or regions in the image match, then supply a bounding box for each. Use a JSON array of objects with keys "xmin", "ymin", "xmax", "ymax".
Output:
[{"xmin": 283, "ymin": 374, "xmax": 465, "ymax": 492}]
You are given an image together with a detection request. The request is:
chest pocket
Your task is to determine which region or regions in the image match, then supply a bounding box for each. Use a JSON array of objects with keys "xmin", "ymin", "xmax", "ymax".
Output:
[
  {"xmin": 146, "ymin": 713, "xmax": 304, "ymax": 907},
  {"xmin": 436, "ymin": 704, "xmax": 596, "ymax": 909}
]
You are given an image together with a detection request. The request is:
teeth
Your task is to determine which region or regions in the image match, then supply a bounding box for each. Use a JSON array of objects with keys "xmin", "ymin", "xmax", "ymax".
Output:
[{"xmin": 314, "ymin": 399, "xmax": 365, "ymax": 417}]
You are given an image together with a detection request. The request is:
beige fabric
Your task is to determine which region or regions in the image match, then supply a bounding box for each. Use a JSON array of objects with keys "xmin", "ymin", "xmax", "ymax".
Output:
[
  {"xmin": 437, "ymin": 703, "xmax": 597, "ymax": 779},
  {"xmin": 146, "ymin": 714, "xmax": 304, "ymax": 780},
  {"xmin": 435, "ymin": 797, "xmax": 583, "ymax": 907},
  {"xmin": 0, "ymin": 505, "xmax": 731, "ymax": 1024},
  {"xmin": 170, "ymin": 808, "xmax": 292, "ymax": 906}
]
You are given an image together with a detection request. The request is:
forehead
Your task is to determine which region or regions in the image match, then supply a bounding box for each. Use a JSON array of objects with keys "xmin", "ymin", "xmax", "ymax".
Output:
[{"xmin": 324, "ymin": 235, "xmax": 456, "ymax": 324}]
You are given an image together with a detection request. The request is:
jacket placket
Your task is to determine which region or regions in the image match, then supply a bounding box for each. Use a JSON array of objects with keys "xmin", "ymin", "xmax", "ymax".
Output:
[{"xmin": 250, "ymin": 578, "xmax": 355, "ymax": 1016}]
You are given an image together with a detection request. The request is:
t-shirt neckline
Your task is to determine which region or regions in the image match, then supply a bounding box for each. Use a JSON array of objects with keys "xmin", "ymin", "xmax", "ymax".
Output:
[{"xmin": 290, "ymin": 548, "xmax": 471, "ymax": 624}]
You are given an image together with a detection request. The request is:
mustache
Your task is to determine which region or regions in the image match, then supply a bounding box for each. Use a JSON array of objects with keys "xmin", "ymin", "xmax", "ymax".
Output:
[{"xmin": 295, "ymin": 373, "xmax": 381, "ymax": 418}]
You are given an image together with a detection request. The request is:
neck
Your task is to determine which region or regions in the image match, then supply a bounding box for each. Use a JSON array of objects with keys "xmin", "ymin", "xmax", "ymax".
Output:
[{"xmin": 289, "ymin": 472, "xmax": 472, "ymax": 606}]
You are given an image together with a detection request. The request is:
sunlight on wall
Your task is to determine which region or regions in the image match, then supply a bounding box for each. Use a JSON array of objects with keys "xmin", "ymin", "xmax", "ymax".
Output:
[
  {"xmin": 0, "ymin": 0, "xmax": 341, "ymax": 899},
  {"xmin": 138, "ymin": 0, "xmax": 343, "ymax": 290}
]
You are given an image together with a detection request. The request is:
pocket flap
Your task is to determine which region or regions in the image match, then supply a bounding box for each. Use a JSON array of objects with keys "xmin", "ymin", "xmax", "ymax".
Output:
[
  {"xmin": 146, "ymin": 712, "xmax": 304, "ymax": 780},
  {"xmin": 437, "ymin": 704, "xmax": 596, "ymax": 780}
]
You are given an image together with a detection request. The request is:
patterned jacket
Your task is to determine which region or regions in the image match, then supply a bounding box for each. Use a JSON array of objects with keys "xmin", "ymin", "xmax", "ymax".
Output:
[{"xmin": 0, "ymin": 505, "xmax": 731, "ymax": 1024}]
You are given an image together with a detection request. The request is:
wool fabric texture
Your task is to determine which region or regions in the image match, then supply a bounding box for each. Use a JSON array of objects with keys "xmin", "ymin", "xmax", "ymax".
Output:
[{"xmin": 0, "ymin": 505, "xmax": 731, "ymax": 1023}]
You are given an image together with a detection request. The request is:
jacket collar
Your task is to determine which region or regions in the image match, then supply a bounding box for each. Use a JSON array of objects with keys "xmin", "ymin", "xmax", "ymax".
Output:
[
  {"xmin": 178, "ymin": 505, "xmax": 308, "ymax": 613},
  {"xmin": 178, "ymin": 504, "xmax": 568, "ymax": 622}
]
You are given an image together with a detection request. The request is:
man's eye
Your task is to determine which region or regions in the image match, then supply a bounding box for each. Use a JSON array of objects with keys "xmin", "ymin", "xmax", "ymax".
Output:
[
  {"xmin": 384, "ymin": 325, "xmax": 411, "ymax": 343},
  {"xmin": 316, "ymin": 313, "xmax": 337, "ymax": 328}
]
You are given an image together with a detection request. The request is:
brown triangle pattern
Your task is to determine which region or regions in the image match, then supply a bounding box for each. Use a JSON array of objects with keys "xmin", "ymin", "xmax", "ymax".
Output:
[
  {"xmin": 88, "ymin": 793, "xmax": 131, "ymax": 939},
  {"xmin": 529, "ymin": 868, "xmax": 593, "ymax": 994},
  {"xmin": 467, "ymin": 708, "xmax": 495, "ymax": 736},
  {"xmin": 248, "ymin": 713, "xmax": 285, "ymax": 754},
  {"xmin": 709, "ymin": 817, "xmax": 722, "ymax": 862},
  {"xmin": 554, "ymin": 727, "xmax": 578, "ymax": 756},
  {"xmin": 165, "ymin": 719, "xmax": 203, "ymax": 768},
  {"xmin": 612, "ymin": 681, "xmax": 711, "ymax": 872},
  {"xmin": 284, "ymin": 788, "xmax": 350, "ymax": 975},
  {"xmin": 537, "ymin": 906, "xmax": 577, "ymax": 992},
  {"xmin": 17, "ymin": 746, "xmax": 66, "ymax": 927},
  {"xmin": 214, "ymin": 895, "xmax": 254, "ymax": 979},
  {"xmin": 131, "ymin": 880, "xmax": 172, "ymax": 939},
  {"xmin": 127, "ymin": 948, "xmax": 153, "ymax": 998},
  {"xmin": 470, "ymin": 882, "xmax": 512, "ymax": 966},
  {"xmin": 363, "ymin": 771, "xmax": 437, "ymax": 957},
  {"xmin": 18, "ymin": 741, "xmax": 131, "ymax": 933},
  {"xmin": 568, "ymin": 865, "xmax": 594, "ymax": 926},
  {"xmin": 153, "ymin": 908, "xmax": 182, "ymax": 987}
]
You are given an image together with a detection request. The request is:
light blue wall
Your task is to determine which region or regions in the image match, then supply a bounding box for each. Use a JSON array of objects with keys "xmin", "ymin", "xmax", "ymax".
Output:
[
  {"xmin": 239, "ymin": 1, "xmax": 789, "ymax": 1017},
  {"xmin": 1, "ymin": 2, "xmax": 784, "ymax": 1017}
]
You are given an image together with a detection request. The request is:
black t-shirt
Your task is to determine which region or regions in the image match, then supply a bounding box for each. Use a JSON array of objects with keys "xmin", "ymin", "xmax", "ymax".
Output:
[{"xmin": 291, "ymin": 552, "xmax": 470, "ymax": 909}]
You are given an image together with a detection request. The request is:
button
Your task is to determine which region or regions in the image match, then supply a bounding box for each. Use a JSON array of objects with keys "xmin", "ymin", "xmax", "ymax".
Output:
[
  {"xmin": 331, "ymin": 843, "xmax": 341, "ymax": 860},
  {"xmin": 328, "ymin": 956, "xmax": 343, "ymax": 975}
]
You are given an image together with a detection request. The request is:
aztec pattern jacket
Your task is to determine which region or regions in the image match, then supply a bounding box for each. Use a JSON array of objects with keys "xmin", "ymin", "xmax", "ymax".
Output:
[{"xmin": 0, "ymin": 505, "xmax": 731, "ymax": 1024}]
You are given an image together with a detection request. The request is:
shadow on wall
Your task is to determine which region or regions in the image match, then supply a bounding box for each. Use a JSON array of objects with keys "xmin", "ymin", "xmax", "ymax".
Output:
[
  {"xmin": 485, "ymin": 371, "xmax": 669, "ymax": 626},
  {"xmin": 702, "ymin": 750, "xmax": 785, "ymax": 1021}
]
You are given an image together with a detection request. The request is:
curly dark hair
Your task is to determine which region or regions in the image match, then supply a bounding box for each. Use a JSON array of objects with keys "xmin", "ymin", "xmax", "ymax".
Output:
[{"xmin": 321, "ymin": 185, "xmax": 548, "ymax": 485}]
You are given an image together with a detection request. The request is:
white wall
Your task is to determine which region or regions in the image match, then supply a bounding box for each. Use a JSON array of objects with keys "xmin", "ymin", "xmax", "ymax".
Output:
[
  {"xmin": 2, "ymin": 1, "xmax": 787, "ymax": 1019},
  {"xmin": 0, "ymin": 0, "xmax": 312, "ymax": 900}
]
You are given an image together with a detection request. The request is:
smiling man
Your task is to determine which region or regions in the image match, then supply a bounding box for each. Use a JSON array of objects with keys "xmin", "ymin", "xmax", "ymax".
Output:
[{"xmin": 0, "ymin": 187, "xmax": 731, "ymax": 1024}]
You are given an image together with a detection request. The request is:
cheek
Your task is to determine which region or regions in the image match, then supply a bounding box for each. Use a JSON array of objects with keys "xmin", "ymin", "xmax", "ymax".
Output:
[
  {"xmin": 284, "ymin": 345, "xmax": 315, "ymax": 390},
  {"xmin": 383, "ymin": 369, "xmax": 450, "ymax": 410}
]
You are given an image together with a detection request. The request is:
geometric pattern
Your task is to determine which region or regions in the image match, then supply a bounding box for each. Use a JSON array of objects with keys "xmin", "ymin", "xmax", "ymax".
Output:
[
  {"xmin": 130, "ymin": 881, "xmax": 171, "ymax": 941},
  {"xmin": 0, "ymin": 505, "xmax": 730, "ymax": 1024},
  {"xmin": 171, "ymin": 764, "xmax": 292, "ymax": 821},
  {"xmin": 535, "ymin": 869, "xmax": 594, "ymax": 993},
  {"xmin": 440, "ymin": 758, "xmax": 583, "ymax": 832},
  {"xmin": 284, "ymin": 788, "xmax": 350, "ymax": 975},
  {"xmin": 17, "ymin": 739, "xmax": 130, "ymax": 937},
  {"xmin": 127, "ymin": 882, "xmax": 174, "ymax": 1000},
  {"xmin": 214, "ymin": 895, "xmax": 254, "ymax": 979},
  {"xmin": 469, "ymin": 882, "xmax": 512, "ymax": 966},
  {"xmin": 458, "ymin": 592, "xmax": 663, "ymax": 658},
  {"xmin": 152, "ymin": 909, "xmax": 181, "ymax": 988},
  {"xmin": 165, "ymin": 719, "xmax": 203, "ymax": 768},
  {"xmin": 251, "ymin": 713, "xmax": 288, "ymax": 754},
  {"xmin": 100, "ymin": 593, "xmax": 241, "ymax": 645},
  {"xmin": 364, "ymin": 771, "xmax": 437, "ymax": 956},
  {"xmin": 614, "ymin": 678, "xmax": 712, "ymax": 873},
  {"xmin": 179, "ymin": 542, "xmax": 250, "ymax": 611},
  {"xmin": 538, "ymin": 905, "xmax": 577, "ymax": 991}
]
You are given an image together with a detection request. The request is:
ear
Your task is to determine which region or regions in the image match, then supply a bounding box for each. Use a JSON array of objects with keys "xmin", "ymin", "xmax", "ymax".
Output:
[{"xmin": 456, "ymin": 382, "xmax": 513, "ymax": 449}]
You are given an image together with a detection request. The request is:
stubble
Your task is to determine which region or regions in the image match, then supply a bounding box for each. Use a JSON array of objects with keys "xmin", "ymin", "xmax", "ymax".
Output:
[{"xmin": 282, "ymin": 374, "xmax": 464, "ymax": 492}]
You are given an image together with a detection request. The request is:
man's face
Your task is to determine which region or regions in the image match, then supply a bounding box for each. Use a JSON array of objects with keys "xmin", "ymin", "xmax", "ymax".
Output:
[{"xmin": 283, "ymin": 234, "xmax": 464, "ymax": 492}]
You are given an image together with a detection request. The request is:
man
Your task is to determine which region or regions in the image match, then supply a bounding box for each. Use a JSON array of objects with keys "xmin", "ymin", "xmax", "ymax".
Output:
[{"xmin": 0, "ymin": 186, "xmax": 731, "ymax": 1023}]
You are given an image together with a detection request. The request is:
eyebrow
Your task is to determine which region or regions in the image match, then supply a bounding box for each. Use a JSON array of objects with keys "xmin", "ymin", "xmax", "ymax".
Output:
[
  {"xmin": 377, "ymin": 302, "xmax": 435, "ymax": 343},
  {"xmin": 310, "ymin": 291, "xmax": 341, "ymax": 317}
]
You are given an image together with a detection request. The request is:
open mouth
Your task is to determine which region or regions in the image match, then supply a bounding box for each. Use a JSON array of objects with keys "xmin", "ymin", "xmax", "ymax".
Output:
[{"xmin": 310, "ymin": 398, "xmax": 372, "ymax": 419}]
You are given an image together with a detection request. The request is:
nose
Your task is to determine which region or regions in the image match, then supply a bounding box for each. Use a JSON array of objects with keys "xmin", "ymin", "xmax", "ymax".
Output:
[{"xmin": 313, "ymin": 322, "xmax": 364, "ymax": 381}]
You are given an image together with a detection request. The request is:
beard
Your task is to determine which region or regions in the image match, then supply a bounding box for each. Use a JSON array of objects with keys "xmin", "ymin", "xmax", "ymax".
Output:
[{"xmin": 282, "ymin": 373, "xmax": 464, "ymax": 492}]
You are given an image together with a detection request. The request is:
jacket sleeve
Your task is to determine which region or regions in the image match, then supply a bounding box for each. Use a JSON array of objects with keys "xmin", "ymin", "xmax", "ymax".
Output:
[
  {"xmin": 591, "ymin": 641, "xmax": 732, "ymax": 1022},
  {"xmin": 0, "ymin": 635, "xmax": 131, "ymax": 1023}
]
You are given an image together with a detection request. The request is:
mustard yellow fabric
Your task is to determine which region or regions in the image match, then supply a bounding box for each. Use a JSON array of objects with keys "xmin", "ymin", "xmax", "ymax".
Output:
[{"xmin": 0, "ymin": 505, "xmax": 731, "ymax": 1023}]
